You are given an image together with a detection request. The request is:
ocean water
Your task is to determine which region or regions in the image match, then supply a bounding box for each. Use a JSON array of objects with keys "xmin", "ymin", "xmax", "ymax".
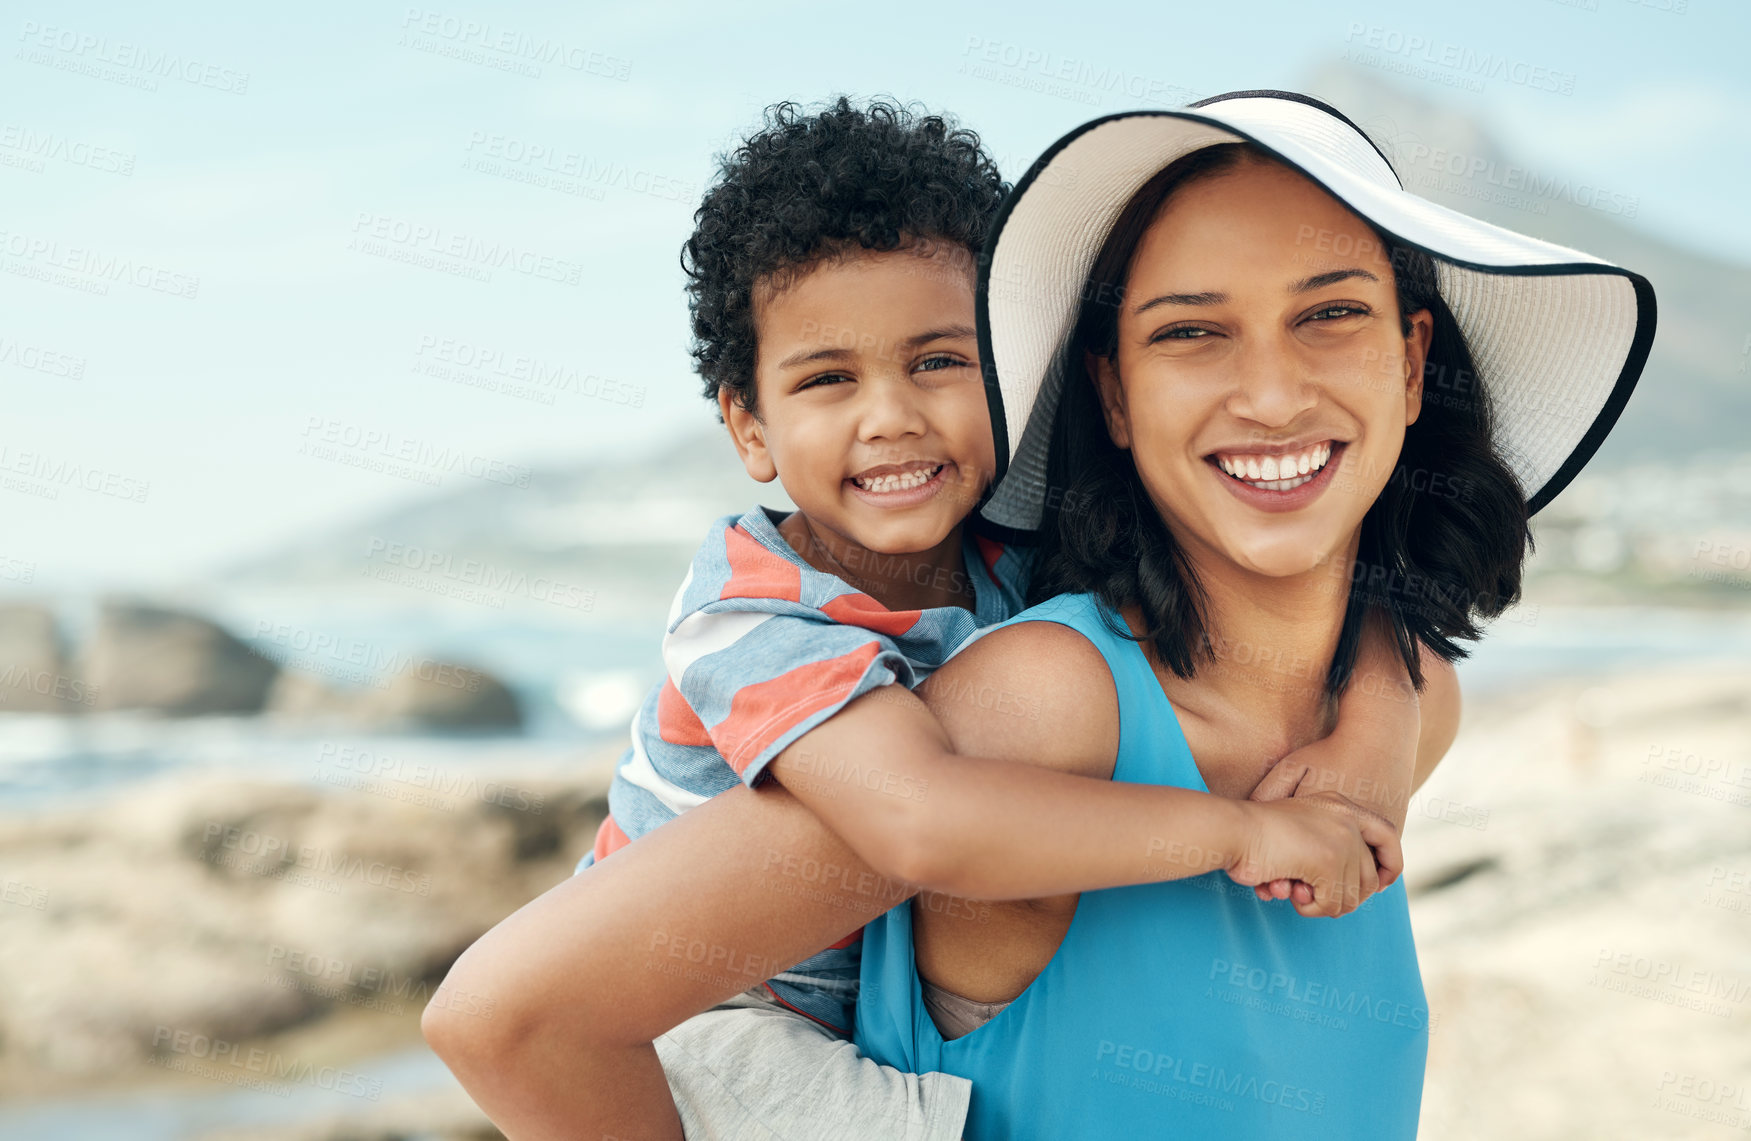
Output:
[
  {"xmin": 8, "ymin": 598, "xmax": 1751, "ymax": 815},
  {"xmin": 1455, "ymin": 603, "xmax": 1751, "ymax": 692},
  {"xmin": 0, "ymin": 590, "xmax": 665, "ymax": 814},
  {"xmin": 0, "ymin": 1047, "xmax": 449, "ymax": 1141}
]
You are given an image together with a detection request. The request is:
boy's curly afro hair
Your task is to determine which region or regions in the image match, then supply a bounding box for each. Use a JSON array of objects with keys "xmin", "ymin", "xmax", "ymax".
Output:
[{"xmin": 681, "ymin": 96, "xmax": 1008, "ymax": 417}]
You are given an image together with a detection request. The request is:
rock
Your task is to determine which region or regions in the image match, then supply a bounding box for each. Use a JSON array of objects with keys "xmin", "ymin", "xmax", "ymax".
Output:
[
  {"xmin": 0, "ymin": 603, "xmax": 88, "ymax": 714},
  {"xmin": 351, "ymin": 663, "xmax": 522, "ymax": 731},
  {"xmin": 265, "ymin": 659, "xmax": 523, "ymax": 732},
  {"xmin": 0, "ymin": 763, "xmax": 609, "ymax": 1078},
  {"xmin": 262, "ymin": 669, "xmax": 362, "ymax": 723},
  {"xmin": 80, "ymin": 601, "xmax": 280, "ymax": 715}
]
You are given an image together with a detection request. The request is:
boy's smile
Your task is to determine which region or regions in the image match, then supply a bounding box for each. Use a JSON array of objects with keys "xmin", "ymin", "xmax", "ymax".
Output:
[{"xmin": 719, "ymin": 242, "xmax": 994, "ymax": 611}]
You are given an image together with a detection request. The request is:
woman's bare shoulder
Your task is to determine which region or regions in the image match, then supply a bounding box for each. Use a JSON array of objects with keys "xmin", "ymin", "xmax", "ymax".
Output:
[{"xmin": 919, "ymin": 619, "xmax": 1120, "ymax": 777}]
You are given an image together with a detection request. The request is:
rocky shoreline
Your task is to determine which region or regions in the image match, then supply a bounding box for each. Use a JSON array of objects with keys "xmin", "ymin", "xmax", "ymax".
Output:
[
  {"xmin": 0, "ymin": 754, "xmax": 614, "ymax": 1131},
  {"xmin": 0, "ymin": 600, "xmax": 524, "ymax": 730}
]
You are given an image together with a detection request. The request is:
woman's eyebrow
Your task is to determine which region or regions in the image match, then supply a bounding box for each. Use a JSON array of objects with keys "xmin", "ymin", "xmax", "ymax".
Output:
[
  {"xmin": 1291, "ymin": 268, "xmax": 1379, "ymax": 293},
  {"xmin": 1129, "ymin": 268, "xmax": 1380, "ymax": 318},
  {"xmin": 1133, "ymin": 291, "xmax": 1226, "ymax": 315}
]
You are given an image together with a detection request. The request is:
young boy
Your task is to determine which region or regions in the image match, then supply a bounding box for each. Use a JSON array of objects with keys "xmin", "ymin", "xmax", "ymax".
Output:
[{"xmin": 425, "ymin": 97, "xmax": 1453, "ymax": 1141}]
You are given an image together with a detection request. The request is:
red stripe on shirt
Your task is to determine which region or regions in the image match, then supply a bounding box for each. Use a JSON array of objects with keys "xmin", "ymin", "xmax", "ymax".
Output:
[
  {"xmin": 711, "ymin": 641, "xmax": 884, "ymax": 776},
  {"xmin": 975, "ymin": 534, "xmax": 1005, "ymax": 579},
  {"xmin": 820, "ymin": 589, "xmax": 921, "ymax": 637},
  {"xmin": 720, "ymin": 524, "xmax": 802, "ymax": 603},
  {"xmin": 656, "ymin": 677, "xmax": 713, "ymax": 747},
  {"xmin": 591, "ymin": 814, "xmax": 631, "ymax": 862}
]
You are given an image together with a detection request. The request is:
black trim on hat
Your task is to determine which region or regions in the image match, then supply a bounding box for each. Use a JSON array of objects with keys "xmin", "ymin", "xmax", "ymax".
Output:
[
  {"xmin": 1189, "ymin": 89, "xmax": 1405, "ymax": 188},
  {"xmin": 1525, "ymin": 270, "xmax": 1655, "ymax": 513}
]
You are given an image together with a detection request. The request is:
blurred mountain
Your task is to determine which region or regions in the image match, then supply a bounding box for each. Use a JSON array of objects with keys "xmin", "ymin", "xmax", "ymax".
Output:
[
  {"xmin": 1305, "ymin": 62, "xmax": 1751, "ymax": 465},
  {"xmin": 219, "ymin": 429, "xmax": 789, "ymax": 619}
]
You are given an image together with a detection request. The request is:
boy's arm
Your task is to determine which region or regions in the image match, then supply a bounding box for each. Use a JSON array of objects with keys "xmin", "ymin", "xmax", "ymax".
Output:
[
  {"xmin": 1250, "ymin": 617, "xmax": 1462, "ymax": 833},
  {"xmin": 765, "ymin": 673, "xmax": 1246, "ymax": 900},
  {"xmin": 761, "ymin": 620, "xmax": 1399, "ymax": 903},
  {"xmin": 1412, "ymin": 650, "xmax": 1461, "ymax": 790}
]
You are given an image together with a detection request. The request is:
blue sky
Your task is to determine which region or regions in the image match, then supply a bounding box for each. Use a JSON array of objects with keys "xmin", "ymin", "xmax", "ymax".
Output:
[{"xmin": 3, "ymin": 0, "xmax": 1746, "ymax": 591}]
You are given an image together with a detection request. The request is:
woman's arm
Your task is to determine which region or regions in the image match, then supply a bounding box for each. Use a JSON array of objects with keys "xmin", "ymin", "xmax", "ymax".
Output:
[{"xmin": 425, "ymin": 779, "xmax": 889, "ymax": 1141}]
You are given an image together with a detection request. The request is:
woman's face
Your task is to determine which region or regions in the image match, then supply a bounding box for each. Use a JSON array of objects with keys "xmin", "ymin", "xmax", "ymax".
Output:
[{"xmin": 1091, "ymin": 157, "xmax": 1433, "ymax": 581}]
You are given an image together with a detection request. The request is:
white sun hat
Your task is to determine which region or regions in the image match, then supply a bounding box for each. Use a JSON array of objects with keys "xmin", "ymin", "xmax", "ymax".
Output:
[{"xmin": 975, "ymin": 89, "xmax": 1656, "ymax": 538}]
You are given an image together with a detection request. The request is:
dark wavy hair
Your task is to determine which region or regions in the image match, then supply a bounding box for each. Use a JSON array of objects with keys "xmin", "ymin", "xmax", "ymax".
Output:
[
  {"xmin": 681, "ymin": 96, "xmax": 1008, "ymax": 417},
  {"xmin": 1029, "ymin": 143, "xmax": 1532, "ymax": 692}
]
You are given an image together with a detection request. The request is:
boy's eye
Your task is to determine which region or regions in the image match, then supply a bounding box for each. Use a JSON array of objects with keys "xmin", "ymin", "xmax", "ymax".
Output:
[
  {"xmin": 915, "ymin": 354, "xmax": 971, "ymax": 374},
  {"xmin": 797, "ymin": 373, "xmax": 851, "ymax": 391}
]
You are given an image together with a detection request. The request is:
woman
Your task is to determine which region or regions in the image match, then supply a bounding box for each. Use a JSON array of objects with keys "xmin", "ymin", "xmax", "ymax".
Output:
[{"xmin": 853, "ymin": 90, "xmax": 1653, "ymax": 1138}]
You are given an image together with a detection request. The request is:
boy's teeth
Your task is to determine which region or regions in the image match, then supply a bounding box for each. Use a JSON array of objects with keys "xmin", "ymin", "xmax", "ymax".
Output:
[
  {"xmin": 1216, "ymin": 443, "xmax": 1333, "ymax": 488},
  {"xmin": 854, "ymin": 464, "xmax": 942, "ymax": 492}
]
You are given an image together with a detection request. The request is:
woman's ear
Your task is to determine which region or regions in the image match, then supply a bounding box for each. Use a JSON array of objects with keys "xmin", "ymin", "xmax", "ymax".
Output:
[
  {"xmin": 718, "ymin": 386, "xmax": 777, "ymax": 483},
  {"xmin": 1086, "ymin": 351, "xmax": 1132, "ymax": 450},
  {"xmin": 1401, "ymin": 309, "xmax": 1434, "ymax": 427}
]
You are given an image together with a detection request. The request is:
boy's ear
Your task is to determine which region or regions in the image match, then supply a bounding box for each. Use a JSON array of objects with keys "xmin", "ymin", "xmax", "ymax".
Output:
[
  {"xmin": 718, "ymin": 385, "xmax": 777, "ymax": 483},
  {"xmin": 1087, "ymin": 352, "xmax": 1132, "ymax": 450}
]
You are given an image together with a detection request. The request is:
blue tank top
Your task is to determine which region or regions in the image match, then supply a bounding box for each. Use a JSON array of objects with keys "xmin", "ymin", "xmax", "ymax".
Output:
[{"xmin": 854, "ymin": 592, "xmax": 1429, "ymax": 1140}]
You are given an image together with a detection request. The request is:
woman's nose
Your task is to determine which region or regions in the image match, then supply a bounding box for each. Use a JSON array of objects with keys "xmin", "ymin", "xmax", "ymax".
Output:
[{"xmin": 1225, "ymin": 337, "xmax": 1318, "ymax": 428}]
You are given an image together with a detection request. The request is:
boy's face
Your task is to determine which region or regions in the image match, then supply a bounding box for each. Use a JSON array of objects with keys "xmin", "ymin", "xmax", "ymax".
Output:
[{"xmin": 723, "ymin": 243, "xmax": 994, "ymax": 557}]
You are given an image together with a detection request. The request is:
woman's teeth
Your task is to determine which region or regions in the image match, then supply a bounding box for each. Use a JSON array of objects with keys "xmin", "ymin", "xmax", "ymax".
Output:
[
  {"xmin": 1215, "ymin": 443, "xmax": 1333, "ymax": 491},
  {"xmin": 853, "ymin": 464, "xmax": 943, "ymax": 493}
]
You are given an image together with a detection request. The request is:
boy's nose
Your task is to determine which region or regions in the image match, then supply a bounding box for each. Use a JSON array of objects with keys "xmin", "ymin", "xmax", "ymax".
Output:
[{"xmin": 857, "ymin": 377, "xmax": 929, "ymax": 441}]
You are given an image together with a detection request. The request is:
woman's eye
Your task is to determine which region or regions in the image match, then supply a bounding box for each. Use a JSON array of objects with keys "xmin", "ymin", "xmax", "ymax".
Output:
[
  {"xmin": 1308, "ymin": 304, "xmax": 1369, "ymax": 322},
  {"xmin": 1150, "ymin": 326, "xmax": 1212, "ymax": 343}
]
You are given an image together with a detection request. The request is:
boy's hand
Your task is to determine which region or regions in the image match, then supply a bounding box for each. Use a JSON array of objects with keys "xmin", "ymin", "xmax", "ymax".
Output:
[
  {"xmin": 1248, "ymin": 736, "xmax": 1406, "ymax": 905},
  {"xmin": 1228, "ymin": 792, "xmax": 1402, "ymax": 918}
]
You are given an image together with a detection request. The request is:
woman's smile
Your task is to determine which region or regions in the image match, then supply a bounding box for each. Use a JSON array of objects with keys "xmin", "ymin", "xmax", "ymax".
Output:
[{"xmin": 1205, "ymin": 440, "xmax": 1348, "ymax": 514}]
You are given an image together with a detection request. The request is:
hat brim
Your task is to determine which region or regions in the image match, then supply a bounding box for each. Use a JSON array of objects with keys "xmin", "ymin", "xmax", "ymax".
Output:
[{"xmin": 974, "ymin": 93, "xmax": 1657, "ymax": 539}]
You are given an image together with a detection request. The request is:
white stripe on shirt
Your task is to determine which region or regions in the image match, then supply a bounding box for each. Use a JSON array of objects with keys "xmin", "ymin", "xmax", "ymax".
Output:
[
  {"xmin": 616, "ymin": 701, "xmax": 710, "ymax": 816},
  {"xmin": 663, "ymin": 608, "xmax": 773, "ymax": 686},
  {"xmin": 665, "ymin": 563, "xmax": 695, "ymax": 631}
]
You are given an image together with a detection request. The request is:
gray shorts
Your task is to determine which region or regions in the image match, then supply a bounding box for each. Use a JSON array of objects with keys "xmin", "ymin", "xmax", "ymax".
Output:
[{"xmin": 654, "ymin": 986, "xmax": 971, "ymax": 1141}]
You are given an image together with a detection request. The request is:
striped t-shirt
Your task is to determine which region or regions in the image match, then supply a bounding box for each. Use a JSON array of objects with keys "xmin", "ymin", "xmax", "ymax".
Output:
[{"xmin": 579, "ymin": 505, "xmax": 1031, "ymax": 1034}]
